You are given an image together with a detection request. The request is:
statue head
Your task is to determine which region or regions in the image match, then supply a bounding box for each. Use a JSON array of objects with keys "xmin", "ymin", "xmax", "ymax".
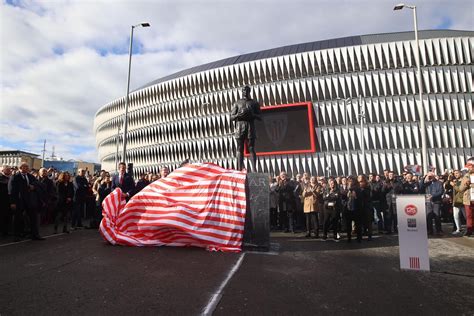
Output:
[{"xmin": 242, "ymin": 85, "xmax": 251, "ymax": 99}]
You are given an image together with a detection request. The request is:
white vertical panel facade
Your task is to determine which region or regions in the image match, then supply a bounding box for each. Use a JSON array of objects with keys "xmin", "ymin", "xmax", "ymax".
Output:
[{"xmin": 94, "ymin": 30, "xmax": 474, "ymax": 177}]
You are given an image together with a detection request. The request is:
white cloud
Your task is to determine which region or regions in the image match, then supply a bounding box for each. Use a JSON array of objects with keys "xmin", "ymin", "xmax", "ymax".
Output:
[{"xmin": 1, "ymin": 0, "xmax": 473, "ymax": 163}]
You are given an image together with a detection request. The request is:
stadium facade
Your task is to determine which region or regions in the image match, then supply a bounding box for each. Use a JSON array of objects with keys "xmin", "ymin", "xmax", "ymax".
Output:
[{"xmin": 94, "ymin": 30, "xmax": 473, "ymax": 177}]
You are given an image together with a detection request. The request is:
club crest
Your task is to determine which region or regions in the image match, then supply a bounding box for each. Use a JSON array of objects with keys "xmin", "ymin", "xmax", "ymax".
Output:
[{"xmin": 264, "ymin": 113, "xmax": 288, "ymax": 146}]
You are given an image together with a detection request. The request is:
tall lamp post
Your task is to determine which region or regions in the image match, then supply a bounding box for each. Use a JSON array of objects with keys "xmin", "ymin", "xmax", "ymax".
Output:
[
  {"xmin": 338, "ymin": 97, "xmax": 352, "ymax": 176},
  {"xmin": 359, "ymin": 95, "xmax": 365, "ymax": 174},
  {"xmin": 116, "ymin": 22, "xmax": 151, "ymax": 171},
  {"xmin": 394, "ymin": 4, "xmax": 427, "ymax": 175},
  {"xmin": 344, "ymin": 98, "xmax": 352, "ymax": 176}
]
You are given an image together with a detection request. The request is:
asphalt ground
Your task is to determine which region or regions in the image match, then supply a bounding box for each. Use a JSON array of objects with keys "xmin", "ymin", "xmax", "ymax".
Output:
[{"xmin": 1, "ymin": 225, "xmax": 473, "ymax": 316}]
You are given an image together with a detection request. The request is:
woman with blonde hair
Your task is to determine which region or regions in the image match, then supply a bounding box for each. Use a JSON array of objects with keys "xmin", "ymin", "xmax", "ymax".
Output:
[{"xmin": 302, "ymin": 175, "xmax": 320, "ymax": 238}]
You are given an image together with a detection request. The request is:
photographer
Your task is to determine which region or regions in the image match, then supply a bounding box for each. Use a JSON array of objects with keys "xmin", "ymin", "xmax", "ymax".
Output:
[
  {"xmin": 402, "ymin": 172, "xmax": 421, "ymax": 194},
  {"xmin": 275, "ymin": 171, "xmax": 295, "ymax": 233},
  {"xmin": 420, "ymin": 172, "xmax": 444, "ymax": 236}
]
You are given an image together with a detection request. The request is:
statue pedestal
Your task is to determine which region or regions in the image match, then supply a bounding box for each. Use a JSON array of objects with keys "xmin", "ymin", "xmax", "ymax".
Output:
[{"xmin": 243, "ymin": 173, "xmax": 270, "ymax": 251}]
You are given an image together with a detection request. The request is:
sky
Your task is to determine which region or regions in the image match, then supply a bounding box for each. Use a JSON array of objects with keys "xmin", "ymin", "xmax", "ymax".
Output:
[{"xmin": 1, "ymin": 0, "xmax": 473, "ymax": 163}]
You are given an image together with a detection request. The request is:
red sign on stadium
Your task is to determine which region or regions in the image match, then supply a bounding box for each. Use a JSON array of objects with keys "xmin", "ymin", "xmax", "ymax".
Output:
[{"xmin": 245, "ymin": 102, "xmax": 316, "ymax": 156}]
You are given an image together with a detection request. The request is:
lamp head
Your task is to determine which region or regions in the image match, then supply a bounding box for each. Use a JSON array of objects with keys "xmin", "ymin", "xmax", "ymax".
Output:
[
  {"xmin": 141, "ymin": 23, "xmax": 151, "ymax": 27},
  {"xmin": 393, "ymin": 3, "xmax": 405, "ymax": 10}
]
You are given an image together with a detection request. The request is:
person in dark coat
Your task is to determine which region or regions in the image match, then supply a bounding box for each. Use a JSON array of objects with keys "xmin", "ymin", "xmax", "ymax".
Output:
[
  {"xmin": 322, "ymin": 178, "xmax": 341, "ymax": 240},
  {"xmin": 402, "ymin": 172, "xmax": 421, "ymax": 194},
  {"xmin": 9, "ymin": 162, "xmax": 46, "ymax": 241},
  {"xmin": 369, "ymin": 173, "xmax": 384, "ymax": 233},
  {"xmin": 38, "ymin": 167, "xmax": 58, "ymax": 224},
  {"xmin": 112, "ymin": 162, "xmax": 135, "ymax": 200},
  {"xmin": 98, "ymin": 174, "xmax": 113, "ymax": 210},
  {"xmin": 135, "ymin": 173, "xmax": 150, "ymax": 194},
  {"xmin": 275, "ymin": 171, "xmax": 296, "ymax": 232},
  {"xmin": 0, "ymin": 165, "xmax": 12, "ymax": 236},
  {"xmin": 355, "ymin": 175, "xmax": 372, "ymax": 242},
  {"xmin": 344, "ymin": 177, "xmax": 358, "ymax": 242},
  {"xmin": 420, "ymin": 172, "xmax": 444, "ymax": 235},
  {"xmin": 55, "ymin": 172, "xmax": 74, "ymax": 234},
  {"xmin": 383, "ymin": 171, "xmax": 403, "ymax": 233},
  {"xmin": 72, "ymin": 168, "xmax": 89, "ymax": 229}
]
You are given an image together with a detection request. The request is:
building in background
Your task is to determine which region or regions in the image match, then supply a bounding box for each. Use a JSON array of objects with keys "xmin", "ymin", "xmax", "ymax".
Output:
[
  {"xmin": 0, "ymin": 150, "xmax": 100, "ymax": 175},
  {"xmin": 43, "ymin": 160, "xmax": 101, "ymax": 176},
  {"xmin": 94, "ymin": 30, "xmax": 473, "ymax": 177},
  {"xmin": 0, "ymin": 150, "xmax": 42, "ymax": 170}
]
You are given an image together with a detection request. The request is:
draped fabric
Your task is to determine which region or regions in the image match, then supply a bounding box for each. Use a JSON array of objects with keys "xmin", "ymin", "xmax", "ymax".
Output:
[{"xmin": 100, "ymin": 163, "xmax": 247, "ymax": 252}]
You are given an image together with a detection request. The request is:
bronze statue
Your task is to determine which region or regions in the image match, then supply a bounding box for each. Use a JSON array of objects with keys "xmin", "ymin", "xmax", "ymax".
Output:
[{"xmin": 230, "ymin": 85, "xmax": 262, "ymax": 171}]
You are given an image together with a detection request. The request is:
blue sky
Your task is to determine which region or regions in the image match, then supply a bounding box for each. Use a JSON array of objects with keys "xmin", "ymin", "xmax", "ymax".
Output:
[{"xmin": 1, "ymin": 0, "xmax": 473, "ymax": 164}]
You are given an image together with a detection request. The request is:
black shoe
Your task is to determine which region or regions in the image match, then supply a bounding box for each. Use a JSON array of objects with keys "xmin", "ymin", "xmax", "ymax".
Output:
[
  {"xmin": 368, "ymin": 236, "xmax": 373, "ymax": 241},
  {"xmin": 63, "ymin": 227, "xmax": 70, "ymax": 234},
  {"xmin": 322, "ymin": 235, "xmax": 327, "ymax": 240},
  {"xmin": 14, "ymin": 236, "xmax": 21, "ymax": 242},
  {"xmin": 305, "ymin": 232, "xmax": 311, "ymax": 238},
  {"xmin": 32, "ymin": 236, "xmax": 45, "ymax": 241}
]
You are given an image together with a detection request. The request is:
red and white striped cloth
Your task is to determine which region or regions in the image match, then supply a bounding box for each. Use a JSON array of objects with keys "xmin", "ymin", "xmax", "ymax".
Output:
[{"xmin": 99, "ymin": 163, "xmax": 247, "ymax": 252}]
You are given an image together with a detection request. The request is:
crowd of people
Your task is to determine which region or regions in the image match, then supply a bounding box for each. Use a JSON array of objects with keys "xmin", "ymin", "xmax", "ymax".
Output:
[
  {"xmin": 0, "ymin": 161, "xmax": 169, "ymax": 241},
  {"xmin": 269, "ymin": 159, "xmax": 474, "ymax": 242},
  {"xmin": 1, "ymin": 158, "xmax": 473, "ymax": 244}
]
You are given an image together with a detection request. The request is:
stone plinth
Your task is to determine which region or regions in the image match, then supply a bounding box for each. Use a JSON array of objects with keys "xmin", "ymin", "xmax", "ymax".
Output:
[{"xmin": 243, "ymin": 173, "xmax": 270, "ymax": 250}]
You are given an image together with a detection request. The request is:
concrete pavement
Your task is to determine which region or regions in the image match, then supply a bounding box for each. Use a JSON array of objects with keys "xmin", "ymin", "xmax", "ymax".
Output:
[{"xmin": 1, "ymin": 228, "xmax": 473, "ymax": 315}]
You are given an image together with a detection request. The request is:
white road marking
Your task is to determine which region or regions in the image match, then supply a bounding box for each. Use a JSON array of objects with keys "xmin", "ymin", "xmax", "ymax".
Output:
[
  {"xmin": 201, "ymin": 252, "xmax": 246, "ymax": 316},
  {"xmin": 0, "ymin": 232, "xmax": 66, "ymax": 247}
]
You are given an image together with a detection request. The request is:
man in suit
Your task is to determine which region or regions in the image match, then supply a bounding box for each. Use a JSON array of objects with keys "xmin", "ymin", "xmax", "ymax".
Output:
[
  {"xmin": 112, "ymin": 162, "xmax": 135, "ymax": 200},
  {"xmin": 9, "ymin": 162, "xmax": 46, "ymax": 241},
  {"xmin": 0, "ymin": 165, "xmax": 12, "ymax": 237},
  {"xmin": 72, "ymin": 168, "xmax": 89, "ymax": 229}
]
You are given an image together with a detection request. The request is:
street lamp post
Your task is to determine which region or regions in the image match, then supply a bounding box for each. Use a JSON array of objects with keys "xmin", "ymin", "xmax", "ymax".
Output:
[
  {"xmin": 394, "ymin": 3, "xmax": 428, "ymax": 175},
  {"xmin": 115, "ymin": 22, "xmax": 151, "ymax": 171},
  {"xmin": 344, "ymin": 98, "xmax": 352, "ymax": 176},
  {"xmin": 359, "ymin": 95, "xmax": 365, "ymax": 174},
  {"xmin": 338, "ymin": 97, "xmax": 352, "ymax": 176}
]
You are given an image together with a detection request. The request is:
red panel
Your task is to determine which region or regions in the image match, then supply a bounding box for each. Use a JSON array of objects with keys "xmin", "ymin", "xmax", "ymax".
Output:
[{"xmin": 244, "ymin": 102, "xmax": 316, "ymax": 156}]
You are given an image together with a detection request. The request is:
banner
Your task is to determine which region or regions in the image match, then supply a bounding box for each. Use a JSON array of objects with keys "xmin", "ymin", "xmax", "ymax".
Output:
[{"xmin": 396, "ymin": 195, "xmax": 430, "ymax": 271}]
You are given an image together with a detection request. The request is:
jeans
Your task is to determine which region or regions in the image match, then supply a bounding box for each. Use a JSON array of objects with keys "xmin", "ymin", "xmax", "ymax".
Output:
[
  {"xmin": 323, "ymin": 210, "xmax": 338, "ymax": 237},
  {"xmin": 305, "ymin": 212, "xmax": 319, "ymax": 236},
  {"xmin": 453, "ymin": 205, "xmax": 465, "ymax": 232},
  {"xmin": 372, "ymin": 201, "xmax": 384, "ymax": 232},
  {"xmin": 426, "ymin": 202, "xmax": 442, "ymax": 233}
]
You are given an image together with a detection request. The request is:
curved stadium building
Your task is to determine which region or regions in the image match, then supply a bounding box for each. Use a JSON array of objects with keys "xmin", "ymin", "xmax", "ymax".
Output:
[{"xmin": 94, "ymin": 30, "xmax": 473, "ymax": 177}]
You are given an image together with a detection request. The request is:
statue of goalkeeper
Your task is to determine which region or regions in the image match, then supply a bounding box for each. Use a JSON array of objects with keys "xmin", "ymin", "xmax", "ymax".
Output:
[{"xmin": 230, "ymin": 85, "xmax": 262, "ymax": 171}]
